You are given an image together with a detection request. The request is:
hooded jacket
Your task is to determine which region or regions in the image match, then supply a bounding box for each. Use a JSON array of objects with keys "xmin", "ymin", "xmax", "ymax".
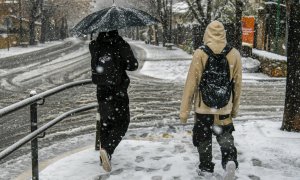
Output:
[
  {"xmin": 179, "ymin": 21, "xmax": 242, "ymax": 123},
  {"xmin": 89, "ymin": 30, "xmax": 138, "ymax": 90}
]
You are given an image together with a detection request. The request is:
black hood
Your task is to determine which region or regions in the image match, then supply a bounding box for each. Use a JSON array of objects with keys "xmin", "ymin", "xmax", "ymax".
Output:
[{"xmin": 96, "ymin": 30, "xmax": 120, "ymax": 43}]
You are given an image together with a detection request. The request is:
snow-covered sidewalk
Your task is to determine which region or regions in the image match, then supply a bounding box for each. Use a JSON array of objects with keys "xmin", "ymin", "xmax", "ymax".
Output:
[
  {"xmin": 1, "ymin": 39, "xmax": 295, "ymax": 180},
  {"xmin": 30, "ymin": 120, "xmax": 300, "ymax": 180},
  {"xmin": 129, "ymin": 40, "xmax": 285, "ymax": 82},
  {"xmin": 17, "ymin": 40, "xmax": 299, "ymax": 180}
]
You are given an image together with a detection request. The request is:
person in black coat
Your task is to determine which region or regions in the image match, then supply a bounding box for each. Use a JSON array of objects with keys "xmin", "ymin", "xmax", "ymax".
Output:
[{"xmin": 89, "ymin": 30, "xmax": 138, "ymax": 172}]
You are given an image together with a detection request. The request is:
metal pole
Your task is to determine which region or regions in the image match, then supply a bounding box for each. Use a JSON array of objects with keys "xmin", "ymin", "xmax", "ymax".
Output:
[
  {"xmin": 275, "ymin": 0, "xmax": 281, "ymax": 53},
  {"xmin": 95, "ymin": 108, "xmax": 100, "ymax": 150},
  {"xmin": 30, "ymin": 91, "xmax": 39, "ymax": 180}
]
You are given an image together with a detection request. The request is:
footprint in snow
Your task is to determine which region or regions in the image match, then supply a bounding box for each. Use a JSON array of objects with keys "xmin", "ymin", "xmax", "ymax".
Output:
[
  {"xmin": 163, "ymin": 164, "xmax": 172, "ymax": 171},
  {"xmin": 157, "ymin": 147, "xmax": 165, "ymax": 152},
  {"xmin": 131, "ymin": 145, "xmax": 144, "ymax": 151},
  {"xmin": 173, "ymin": 144, "xmax": 186, "ymax": 154},
  {"xmin": 151, "ymin": 156, "xmax": 163, "ymax": 160},
  {"xmin": 183, "ymin": 156, "xmax": 190, "ymax": 161},
  {"xmin": 152, "ymin": 176, "xmax": 163, "ymax": 180},
  {"xmin": 135, "ymin": 156, "xmax": 145, "ymax": 163},
  {"xmin": 248, "ymin": 174, "xmax": 261, "ymax": 180},
  {"xmin": 110, "ymin": 168, "xmax": 124, "ymax": 175},
  {"xmin": 135, "ymin": 166, "xmax": 159, "ymax": 172}
]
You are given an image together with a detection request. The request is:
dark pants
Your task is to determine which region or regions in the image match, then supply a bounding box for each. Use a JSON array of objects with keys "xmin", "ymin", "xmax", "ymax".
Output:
[
  {"xmin": 193, "ymin": 114, "xmax": 238, "ymax": 172},
  {"xmin": 97, "ymin": 86, "xmax": 130, "ymax": 157}
]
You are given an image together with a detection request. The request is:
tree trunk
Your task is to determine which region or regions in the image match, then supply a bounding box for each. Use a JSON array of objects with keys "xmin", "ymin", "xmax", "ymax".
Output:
[
  {"xmin": 153, "ymin": 24, "xmax": 159, "ymax": 46},
  {"xmin": 192, "ymin": 24, "xmax": 202, "ymax": 50},
  {"xmin": 168, "ymin": 0, "xmax": 173, "ymax": 43},
  {"xmin": 235, "ymin": 0, "xmax": 243, "ymax": 51},
  {"xmin": 282, "ymin": 1, "xmax": 300, "ymax": 132},
  {"xmin": 29, "ymin": 0, "xmax": 41, "ymax": 45},
  {"xmin": 136, "ymin": 27, "xmax": 140, "ymax": 40},
  {"xmin": 19, "ymin": 0, "xmax": 24, "ymax": 44},
  {"xmin": 40, "ymin": 10, "xmax": 47, "ymax": 43},
  {"xmin": 162, "ymin": 24, "xmax": 168, "ymax": 46}
]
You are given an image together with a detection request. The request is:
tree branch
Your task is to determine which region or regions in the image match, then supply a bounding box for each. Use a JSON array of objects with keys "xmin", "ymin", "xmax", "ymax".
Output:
[{"xmin": 185, "ymin": 0, "xmax": 202, "ymax": 24}]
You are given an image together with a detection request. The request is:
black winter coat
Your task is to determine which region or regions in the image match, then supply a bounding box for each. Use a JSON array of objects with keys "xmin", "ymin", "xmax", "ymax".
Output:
[{"xmin": 89, "ymin": 35, "xmax": 138, "ymax": 91}]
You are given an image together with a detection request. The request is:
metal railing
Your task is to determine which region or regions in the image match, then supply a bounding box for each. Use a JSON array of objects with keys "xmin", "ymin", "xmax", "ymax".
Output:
[{"xmin": 0, "ymin": 79, "xmax": 99, "ymax": 180}]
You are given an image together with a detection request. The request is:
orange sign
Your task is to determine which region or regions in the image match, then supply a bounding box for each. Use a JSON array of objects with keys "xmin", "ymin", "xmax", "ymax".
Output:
[{"xmin": 242, "ymin": 16, "xmax": 255, "ymax": 47}]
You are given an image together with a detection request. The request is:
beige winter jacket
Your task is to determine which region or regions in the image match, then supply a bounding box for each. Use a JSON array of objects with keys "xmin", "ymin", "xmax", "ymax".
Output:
[{"xmin": 179, "ymin": 21, "xmax": 242, "ymax": 123}]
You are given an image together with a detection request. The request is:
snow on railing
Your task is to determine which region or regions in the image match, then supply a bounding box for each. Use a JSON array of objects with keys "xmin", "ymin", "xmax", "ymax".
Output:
[{"xmin": 0, "ymin": 79, "xmax": 98, "ymax": 180}]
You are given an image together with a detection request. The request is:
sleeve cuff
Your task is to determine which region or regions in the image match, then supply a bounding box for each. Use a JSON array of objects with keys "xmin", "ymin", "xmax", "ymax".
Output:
[{"xmin": 179, "ymin": 112, "xmax": 188, "ymax": 123}]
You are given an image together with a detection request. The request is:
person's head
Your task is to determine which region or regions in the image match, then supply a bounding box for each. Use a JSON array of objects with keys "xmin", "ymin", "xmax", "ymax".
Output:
[
  {"xmin": 96, "ymin": 30, "xmax": 119, "ymax": 42},
  {"xmin": 203, "ymin": 20, "xmax": 226, "ymax": 46}
]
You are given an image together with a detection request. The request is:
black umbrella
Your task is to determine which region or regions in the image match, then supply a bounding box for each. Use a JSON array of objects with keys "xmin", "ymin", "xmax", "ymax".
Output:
[{"xmin": 71, "ymin": 4, "xmax": 160, "ymax": 36}]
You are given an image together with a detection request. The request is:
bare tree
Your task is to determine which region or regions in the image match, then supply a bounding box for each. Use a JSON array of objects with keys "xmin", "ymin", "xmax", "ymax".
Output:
[
  {"xmin": 40, "ymin": 0, "xmax": 91, "ymax": 41},
  {"xmin": 149, "ymin": 0, "xmax": 171, "ymax": 46},
  {"xmin": 282, "ymin": 0, "xmax": 300, "ymax": 132},
  {"xmin": 185, "ymin": 0, "xmax": 233, "ymax": 27},
  {"xmin": 185, "ymin": 0, "xmax": 234, "ymax": 48}
]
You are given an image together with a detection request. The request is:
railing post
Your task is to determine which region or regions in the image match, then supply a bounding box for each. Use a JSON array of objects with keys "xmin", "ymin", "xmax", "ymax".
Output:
[
  {"xmin": 30, "ymin": 90, "xmax": 39, "ymax": 180},
  {"xmin": 95, "ymin": 108, "xmax": 100, "ymax": 150}
]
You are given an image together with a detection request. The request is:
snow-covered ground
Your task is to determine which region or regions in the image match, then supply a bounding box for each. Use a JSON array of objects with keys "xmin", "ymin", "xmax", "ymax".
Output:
[
  {"xmin": 135, "ymin": 41, "xmax": 284, "ymax": 82},
  {"xmin": 32, "ymin": 120, "xmax": 300, "ymax": 180},
  {"xmin": 252, "ymin": 49, "xmax": 287, "ymax": 61},
  {"xmin": 0, "ymin": 38, "xmax": 78, "ymax": 59},
  {"xmin": 1, "ymin": 40, "xmax": 298, "ymax": 180},
  {"xmin": 0, "ymin": 42, "xmax": 61, "ymax": 59}
]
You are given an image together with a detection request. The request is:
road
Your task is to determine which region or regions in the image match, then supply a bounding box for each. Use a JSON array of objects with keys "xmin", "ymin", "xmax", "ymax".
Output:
[{"xmin": 0, "ymin": 39, "xmax": 286, "ymax": 167}]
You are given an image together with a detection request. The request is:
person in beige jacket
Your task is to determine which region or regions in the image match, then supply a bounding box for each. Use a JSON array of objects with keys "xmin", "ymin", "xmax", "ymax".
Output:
[{"xmin": 180, "ymin": 21, "xmax": 242, "ymax": 174}]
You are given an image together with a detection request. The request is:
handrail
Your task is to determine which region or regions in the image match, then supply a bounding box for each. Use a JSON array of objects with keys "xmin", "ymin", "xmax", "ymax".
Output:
[
  {"xmin": 0, "ymin": 103, "xmax": 98, "ymax": 160},
  {"xmin": 0, "ymin": 79, "xmax": 92, "ymax": 118},
  {"xmin": 0, "ymin": 79, "xmax": 97, "ymax": 180}
]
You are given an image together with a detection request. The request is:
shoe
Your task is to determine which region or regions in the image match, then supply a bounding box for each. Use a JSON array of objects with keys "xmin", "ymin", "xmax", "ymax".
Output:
[
  {"xmin": 197, "ymin": 169, "xmax": 217, "ymax": 180},
  {"xmin": 223, "ymin": 161, "xmax": 236, "ymax": 180},
  {"xmin": 199, "ymin": 162, "xmax": 215, "ymax": 173},
  {"xmin": 100, "ymin": 149, "xmax": 112, "ymax": 172}
]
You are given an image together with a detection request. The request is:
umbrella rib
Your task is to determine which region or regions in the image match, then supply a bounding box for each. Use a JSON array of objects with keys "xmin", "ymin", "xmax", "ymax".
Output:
[
  {"xmin": 90, "ymin": 7, "xmax": 116, "ymax": 33},
  {"xmin": 125, "ymin": 8, "xmax": 157, "ymax": 26},
  {"xmin": 117, "ymin": 7, "xmax": 127, "ymax": 28}
]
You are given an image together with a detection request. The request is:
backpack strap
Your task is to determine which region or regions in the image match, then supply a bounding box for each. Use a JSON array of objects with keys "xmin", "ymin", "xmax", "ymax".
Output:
[
  {"xmin": 199, "ymin": 45, "xmax": 218, "ymax": 59},
  {"xmin": 200, "ymin": 45, "xmax": 232, "ymax": 57},
  {"xmin": 220, "ymin": 45, "xmax": 233, "ymax": 56}
]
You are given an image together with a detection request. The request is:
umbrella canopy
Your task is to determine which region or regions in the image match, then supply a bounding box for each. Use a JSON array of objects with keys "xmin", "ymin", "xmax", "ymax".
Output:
[{"xmin": 71, "ymin": 5, "xmax": 160, "ymax": 36}]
